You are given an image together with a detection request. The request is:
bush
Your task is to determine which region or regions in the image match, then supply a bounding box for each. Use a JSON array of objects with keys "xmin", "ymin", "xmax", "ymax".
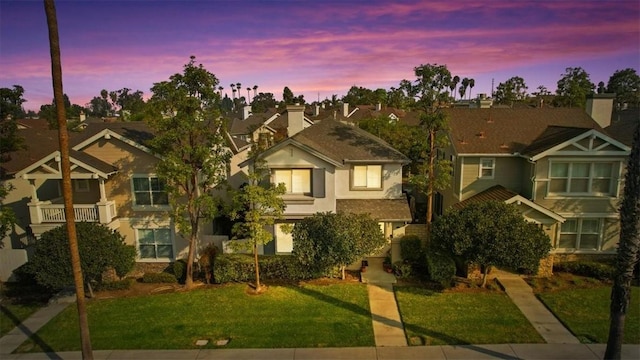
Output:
[
  {"xmin": 172, "ymin": 259, "xmax": 187, "ymax": 284},
  {"xmin": 198, "ymin": 244, "xmax": 219, "ymax": 284},
  {"xmin": 141, "ymin": 272, "xmax": 178, "ymax": 284},
  {"xmin": 399, "ymin": 235, "xmax": 423, "ymax": 264},
  {"xmin": 392, "ymin": 261, "xmax": 412, "ymax": 279},
  {"xmin": 96, "ymin": 278, "xmax": 135, "ymax": 291},
  {"xmin": 426, "ymin": 251, "xmax": 456, "ymax": 287},
  {"xmin": 213, "ymin": 254, "xmax": 321, "ymax": 283},
  {"xmin": 553, "ymin": 261, "xmax": 614, "ymax": 280}
]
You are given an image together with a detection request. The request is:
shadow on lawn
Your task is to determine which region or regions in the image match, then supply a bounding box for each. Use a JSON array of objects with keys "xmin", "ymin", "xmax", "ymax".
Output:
[
  {"xmin": 289, "ymin": 283, "xmax": 522, "ymax": 360},
  {"xmin": 0, "ymin": 306, "xmax": 60, "ymax": 358}
]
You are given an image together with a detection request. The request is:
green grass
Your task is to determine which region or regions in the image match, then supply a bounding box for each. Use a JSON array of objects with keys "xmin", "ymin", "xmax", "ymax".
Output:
[
  {"xmin": 395, "ymin": 285, "xmax": 545, "ymax": 345},
  {"xmin": 537, "ymin": 285, "xmax": 640, "ymax": 344},
  {"xmin": 0, "ymin": 303, "xmax": 43, "ymax": 337},
  {"xmin": 17, "ymin": 283, "xmax": 374, "ymax": 352}
]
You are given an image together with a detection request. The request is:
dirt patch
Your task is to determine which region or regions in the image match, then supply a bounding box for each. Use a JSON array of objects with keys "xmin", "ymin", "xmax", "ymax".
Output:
[{"xmin": 93, "ymin": 281, "xmax": 196, "ymax": 299}]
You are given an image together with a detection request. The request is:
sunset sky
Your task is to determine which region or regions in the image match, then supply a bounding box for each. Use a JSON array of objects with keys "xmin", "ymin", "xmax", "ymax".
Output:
[{"xmin": 1, "ymin": 0, "xmax": 638, "ymax": 112}]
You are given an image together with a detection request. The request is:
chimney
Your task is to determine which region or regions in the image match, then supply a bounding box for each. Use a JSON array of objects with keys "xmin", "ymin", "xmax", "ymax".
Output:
[
  {"xmin": 375, "ymin": 103, "xmax": 382, "ymax": 111},
  {"xmin": 342, "ymin": 103, "xmax": 349, "ymax": 117},
  {"xmin": 475, "ymin": 94, "xmax": 492, "ymax": 109},
  {"xmin": 286, "ymin": 104, "xmax": 306, "ymax": 136},
  {"xmin": 242, "ymin": 105, "xmax": 252, "ymax": 120},
  {"xmin": 79, "ymin": 111, "xmax": 86, "ymax": 122},
  {"xmin": 314, "ymin": 104, "xmax": 320, "ymax": 116},
  {"xmin": 585, "ymin": 93, "xmax": 615, "ymax": 128}
]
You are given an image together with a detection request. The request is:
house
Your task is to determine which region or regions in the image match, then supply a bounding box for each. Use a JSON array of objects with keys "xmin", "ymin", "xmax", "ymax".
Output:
[
  {"xmin": 435, "ymin": 105, "xmax": 630, "ymax": 270},
  {"xmin": 0, "ymin": 121, "xmax": 225, "ymax": 281},
  {"xmin": 236, "ymin": 108, "xmax": 412, "ymax": 258}
]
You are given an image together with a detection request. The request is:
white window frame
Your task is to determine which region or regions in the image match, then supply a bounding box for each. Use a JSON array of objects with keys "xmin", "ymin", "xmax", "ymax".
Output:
[
  {"xmin": 74, "ymin": 179, "xmax": 90, "ymax": 192},
  {"xmin": 351, "ymin": 165, "xmax": 383, "ymax": 190},
  {"xmin": 548, "ymin": 161, "xmax": 615, "ymax": 197},
  {"xmin": 135, "ymin": 227, "xmax": 174, "ymax": 261},
  {"xmin": 557, "ymin": 218, "xmax": 603, "ymax": 251},
  {"xmin": 272, "ymin": 168, "xmax": 312, "ymax": 195},
  {"xmin": 131, "ymin": 175, "xmax": 169, "ymax": 208},
  {"xmin": 478, "ymin": 158, "xmax": 495, "ymax": 179}
]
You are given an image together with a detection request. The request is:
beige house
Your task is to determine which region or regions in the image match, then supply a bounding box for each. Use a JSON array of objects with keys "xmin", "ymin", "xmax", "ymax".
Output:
[
  {"xmin": 436, "ymin": 106, "xmax": 630, "ymax": 260},
  {"xmin": 0, "ymin": 121, "xmax": 224, "ymax": 281}
]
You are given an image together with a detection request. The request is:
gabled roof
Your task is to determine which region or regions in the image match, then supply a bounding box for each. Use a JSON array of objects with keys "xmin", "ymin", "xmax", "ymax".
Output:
[
  {"xmin": 605, "ymin": 109, "xmax": 640, "ymax": 146},
  {"xmin": 228, "ymin": 108, "xmax": 279, "ymax": 135},
  {"xmin": 337, "ymin": 199, "xmax": 412, "ymax": 222},
  {"xmin": 445, "ymin": 108, "xmax": 604, "ymax": 155},
  {"xmin": 15, "ymin": 150, "xmax": 117, "ymax": 180}
]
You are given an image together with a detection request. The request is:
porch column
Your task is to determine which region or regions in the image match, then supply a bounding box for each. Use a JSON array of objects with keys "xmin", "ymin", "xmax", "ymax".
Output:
[
  {"xmin": 27, "ymin": 179, "xmax": 43, "ymax": 224},
  {"xmin": 96, "ymin": 178, "xmax": 114, "ymax": 224},
  {"xmin": 28, "ymin": 179, "xmax": 40, "ymax": 202},
  {"xmin": 98, "ymin": 178, "xmax": 107, "ymax": 202}
]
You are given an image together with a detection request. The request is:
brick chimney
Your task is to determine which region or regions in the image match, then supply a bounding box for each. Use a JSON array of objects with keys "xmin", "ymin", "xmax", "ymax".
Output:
[
  {"xmin": 286, "ymin": 104, "xmax": 306, "ymax": 136},
  {"xmin": 585, "ymin": 93, "xmax": 615, "ymax": 128}
]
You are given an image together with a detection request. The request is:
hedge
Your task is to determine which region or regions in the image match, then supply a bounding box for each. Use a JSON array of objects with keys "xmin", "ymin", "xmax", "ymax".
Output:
[
  {"xmin": 213, "ymin": 254, "xmax": 322, "ymax": 283},
  {"xmin": 426, "ymin": 251, "xmax": 456, "ymax": 287},
  {"xmin": 553, "ymin": 261, "xmax": 614, "ymax": 280}
]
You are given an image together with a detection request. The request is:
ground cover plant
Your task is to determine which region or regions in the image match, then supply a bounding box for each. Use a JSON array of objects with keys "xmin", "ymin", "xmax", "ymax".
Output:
[
  {"xmin": 395, "ymin": 283, "xmax": 545, "ymax": 345},
  {"xmin": 16, "ymin": 282, "xmax": 373, "ymax": 352}
]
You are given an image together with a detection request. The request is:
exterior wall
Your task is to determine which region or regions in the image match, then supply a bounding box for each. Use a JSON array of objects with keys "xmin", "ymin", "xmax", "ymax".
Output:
[
  {"xmin": 228, "ymin": 148, "xmax": 250, "ymax": 190},
  {"xmin": 0, "ymin": 178, "xmax": 32, "ymax": 281},
  {"xmin": 460, "ymin": 156, "xmax": 525, "ymax": 201},
  {"xmin": 334, "ymin": 163, "xmax": 404, "ymax": 199}
]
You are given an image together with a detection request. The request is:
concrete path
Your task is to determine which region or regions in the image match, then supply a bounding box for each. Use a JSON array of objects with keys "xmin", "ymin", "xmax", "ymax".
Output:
[
  {"xmin": 493, "ymin": 270, "xmax": 581, "ymax": 344},
  {"xmin": 361, "ymin": 257, "xmax": 408, "ymax": 347}
]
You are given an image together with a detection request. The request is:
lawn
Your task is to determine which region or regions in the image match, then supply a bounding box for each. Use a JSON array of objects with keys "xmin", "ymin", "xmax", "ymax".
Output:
[
  {"xmin": 395, "ymin": 285, "xmax": 545, "ymax": 345},
  {"xmin": 16, "ymin": 282, "xmax": 374, "ymax": 352},
  {"xmin": 1, "ymin": 282, "xmax": 51, "ymax": 337},
  {"xmin": 537, "ymin": 285, "xmax": 640, "ymax": 344},
  {"xmin": 0, "ymin": 303, "xmax": 42, "ymax": 337}
]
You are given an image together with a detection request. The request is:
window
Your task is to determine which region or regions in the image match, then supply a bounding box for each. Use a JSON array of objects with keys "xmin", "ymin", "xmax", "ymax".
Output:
[
  {"xmin": 352, "ymin": 165, "xmax": 382, "ymax": 189},
  {"xmin": 558, "ymin": 219, "xmax": 601, "ymax": 250},
  {"xmin": 549, "ymin": 162, "xmax": 614, "ymax": 195},
  {"xmin": 273, "ymin": 169, "xmax": 311, "ymax": 195},
  {"xmin": 74, "ymin": 179, "xmax": 90, "ymax": 192},
  {"xmin": 137, "ymin": 228, "xmax": 173, "ymax": 259},
  {"xmin": 479, "ymin": 158, "xmax": 494, "ymax": 179},
  {"xmin": 133, "ymin": 176, "xmax": 168, "ymax": 206}
]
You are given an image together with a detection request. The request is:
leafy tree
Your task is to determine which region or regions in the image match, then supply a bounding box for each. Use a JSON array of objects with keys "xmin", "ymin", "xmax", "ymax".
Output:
[
  {"xmin": 282, "ymin": 86, "xmax": 304, "ymax": 105},
  {"xmin": 342, "ymin": 86, "xmax": 387, "ymax": 105},
  {"xmin": 532, "ymin": 85, "xmax": 551, "ymax": 96},
  {"xmin": 0, "ymin": 86, "xmax": 26, "ymax": 162},
  {"xmin": 431, "ymin": 201, "xmax": 552, "ymax": 287},
  {"xmin": 358, "ymin": 115, "xmax": 428, "ymax": 164},
  {"xmin": 40, "ymin": 94, "xmax": 86, "ymax": 129},
  {"xmin": 555, "ymin": 67, "xmax": 595, "ymax": 108},
  {"xmin": 109, "ymin": 88, "xmax": 146, "ymax": 120},
  {"xmin": 28, "ymin": 222, "xmax": 135, "ymax": 292},
  {"xmin": 292, "ymin": 212, "xmax": 386, "ymax": 279},
  {"xmin": 87, "ymin": 90, "xmax": 112, "ymax": 117},
  {"xmin": 251, "ymin": 92, "xmax": 277, "ymax": 113},
  {"xmin": 605, "ymin": 124, "xmax": 640, "ymax": 359},
  {"xmin": 386, "ymin": 85, "xmax": 413, "ymax": 109},
  {"xmin": 494, "ymin": 76, "xmax": 528, "ymax": 105},
  {"xmin": 413, "ymin": 63, "xmax": 453, "ymax": 107},
  {"xmin": 0, "ymin": 85, "xmax": 27, "ymax": 120},
  {"xmin": 229, "ymin": 142, "xmax": 287, "ymax": 292},
  {"xmin": 0, "ymin": 183, "xmax": 16, "ymax": 240},
  {"xmin": 147, "ymin": 56, "xmax": 231, "ymax": 289},
  {"xmin": 607, "ymin": 68, "xmax": 640, "ymax": 109}
]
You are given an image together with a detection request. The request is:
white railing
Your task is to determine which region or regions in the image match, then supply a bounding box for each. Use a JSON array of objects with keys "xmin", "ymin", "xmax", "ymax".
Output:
[{"xmin": 40, "ymin": 204, "xmax": 98, "ymax": 222}]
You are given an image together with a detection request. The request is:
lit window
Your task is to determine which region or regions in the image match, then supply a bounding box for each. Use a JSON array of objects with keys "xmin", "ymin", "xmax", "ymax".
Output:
[
  {"xmin": 137, "ymin": 228, "xmax": 173, "ymax": 259},
  {"xmin": 558, "ymin": 219, "xmax": 601, "ymax": 250},
  {"xmin": 549, "ymin": 162, "xmax": 613, "ymax": 195},
  {"xmin": 352, "ymin": 165, "xmax": 382, "ymax": 189},
  {"xmin": 133, "ymin": 177, "xmax": 168, "ymax": 206},
  {"xmin": 273, "ymin": 169, "xmax": 311, "ymax": 194},
  {"xmin": 479, "ymin": 158, "xmax": 495, "ymax": 178}
]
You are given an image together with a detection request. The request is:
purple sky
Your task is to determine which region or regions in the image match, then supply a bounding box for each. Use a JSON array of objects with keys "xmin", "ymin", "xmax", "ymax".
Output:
[{"xmin": 1, "ymin": 0, "xmax": 639, "ymax": 112}]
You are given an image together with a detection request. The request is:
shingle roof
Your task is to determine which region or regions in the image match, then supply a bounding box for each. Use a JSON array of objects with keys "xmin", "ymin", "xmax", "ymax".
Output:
[
  {"xmin": 336, "ymin": 199, "xmax": 412, "ymax": 221},
  {"xmin": 444, "ymin": 108, "xmax": 603, "ymax": 155},
  {"xmin": 70, "ymin": 150, "xmax": 117, "ymax": 174},
  {"xmin": 291, "ymin": 120, "xmax": 409, "ymax": 163},
  {"xmin": 605, "ymin": 109, "xmax": 640, "ymax": 146},
  {"xmin": 228, "ymin": 109, "xmax": 279, "ymax": 135},
  {"xmin": 452, "ymin": 185, "xmax": 518, "ymax": 210}
]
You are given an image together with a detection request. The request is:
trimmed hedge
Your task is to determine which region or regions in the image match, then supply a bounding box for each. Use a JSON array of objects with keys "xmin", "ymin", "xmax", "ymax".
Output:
[
  {"xmin": 141, "ymin": 272, "xmax": 178, "ymax": 284},
  {"xmin": 426, "ymin": 251, "xmax": 456, "ymax": 287},
  {"xmin": 553, "ymin": 261, "xmax": 614, "ymax": 280},
  {"xmin": 172, "ymin": 259, "xmax": 187, "ymax": 284},
  {"xmin": 399, "ymin": 235, "xmax": 424, "ymax": 265},
  {"xmin": 213, "ymin": 254, "xmax": 322, "ymax": 283}
]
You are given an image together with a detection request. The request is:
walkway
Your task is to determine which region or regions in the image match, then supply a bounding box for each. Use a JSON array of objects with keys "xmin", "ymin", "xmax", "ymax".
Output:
[
  {"xmin": 361, "ymin": 257, "xmax": 407, "ymax": 347},
  {"xmin": 493, "ymin": 270, "xmax": 581, "ymax": 344}
]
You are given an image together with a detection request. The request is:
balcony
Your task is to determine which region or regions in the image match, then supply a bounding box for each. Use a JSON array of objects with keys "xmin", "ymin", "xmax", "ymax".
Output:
[{"xmin": 29, "ymin": 199, "xmax": 117, "ymax": 225}]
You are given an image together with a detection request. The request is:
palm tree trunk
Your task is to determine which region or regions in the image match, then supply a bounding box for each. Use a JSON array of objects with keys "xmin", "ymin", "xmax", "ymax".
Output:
[{"xmin": 44, "ymin": 1, "xmax": 93, "ymax": 358}]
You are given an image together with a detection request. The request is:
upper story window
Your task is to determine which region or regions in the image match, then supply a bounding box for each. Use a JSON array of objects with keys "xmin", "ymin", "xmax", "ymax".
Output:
[
  {"xmin": 558, "ymin": 218, "xmax": 601, "ymax": 250},
  {"xmin": 273, "ymin": 169, "xmax": 311, "ymax": 195},
  {"xmin": 479, "ymin": 158, "xmax": 495, "ymax": 179},
  {"xmin": 549, "ymin": 162, "xmax": 614, "ymax": 196},
  {"xmin": 352, "ymin": 165, "xmax": 382, "ymax": 190},
  {"xmin": 132, "ymin": 176, "xmax": 169, "ymax": 206}
]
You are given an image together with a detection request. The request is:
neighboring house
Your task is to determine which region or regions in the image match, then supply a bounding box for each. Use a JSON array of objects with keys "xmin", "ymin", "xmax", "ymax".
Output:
[
  {"xmin": 436, "ymin": 105, "xmax": 630, "ymax": 265},
  {"xmin": 0, "ymin": 121, "xmax": 224, "ymax": 281},
  {"xmin": 236, "ymin": 111, "xmax": 412, "ymax": 258}
]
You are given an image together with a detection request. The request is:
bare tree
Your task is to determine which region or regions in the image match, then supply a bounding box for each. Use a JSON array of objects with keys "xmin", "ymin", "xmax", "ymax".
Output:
[{"xmin": 43, "ymin": 0, "xmax": 93, "ymax": 358}]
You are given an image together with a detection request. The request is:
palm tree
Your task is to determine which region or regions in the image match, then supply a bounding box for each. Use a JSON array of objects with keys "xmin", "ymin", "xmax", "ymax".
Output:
[
  {"xmin": 459, "ymin": 78, "xmax": 469, "ymax": 100},
  {"xmin": 43, "ymin": 0, "xmax": 93, "ymax": 358},
  {"xmin": 253, "ymin": 85, "xmax": 258, "ymax": 99},
  {"xmin": 468, "ymin": 78, "xmax": 475, "ymax": 100},
  {"xmin": 230, "ymin": 83, "xmax": 235, "ymax": 99},
  {"xmin": 451, "ymin": 75, "xmax": 460, "ymax": 100},
  {"xmin": 218, "ymin": 86, "xmax": 223, "ymax": 97},
  {"xmin": 246, "ymin": 87, "xmax": 251, "ymax": 102}
]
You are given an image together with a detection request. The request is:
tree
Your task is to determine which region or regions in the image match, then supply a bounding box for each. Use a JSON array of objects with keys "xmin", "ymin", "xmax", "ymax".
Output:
[
  {"xmin": 146, "ymin": 56, "xmax": 231, "ymax": 289},
  {"xmin": 431, "ymin": 201, "xmax": 552, "ymax": 287},
  {"xmin": 555, "ymin": 67, "xmax": 595, "ymax": 108},
  {"xmin": 282, "ymin": 86, "xmax": 304, "ymax": 105},
  {"xmin": 358, "ymin": 115, "xmax": 428, "ymax": 164},
  {"xmin": 468, "ymin": 78, "xmax": 475, "ymax": 100},
  {"xmin": 87, "ymin": 90, "xmax": 112, "ymax": 117},
  {"xmin": 251, "ymin": 92, "xmax": 277, "ymax": 113},
  {"xmin": 44, "ymin": 0, "xmax": 93, "ymax": 357},
  {"xmin": 108, "ymin": 88, "xmax": 146, "ymax": 120},
  {"xmin": 605, "ymin": 124, "xmax": 640, "ymax": 359},
  {"xmin": 0, "ymin": 183, "xmax": 16, "ymax": 240},
  {"xmin": 28, "ymin": 223, "xmax": 135, "ymax": 292},
  {"xmin": 459, "ymin": 78, "xmax": 469, "ymax": 100},
  {"xmin": 40, "ymin": 93, "xmax": 86, "ymax": 129},
  {"xmin": 494, "ymin": 76, "xmax": 528, "ymax": 105},
  {"xmin": 292, "ymin": 212, "xmax": 386, "ymax": 279},
  {"xmin": 450, "ymin": 75, "xmax": 460, "ymax": 100},
  {"xmin": 0, "ymin": 85, "xmax": 27, "ymax": 120},
  {"xmin": 413, "ymin": 63, "xmax": 452, "ymax": 107},
  {"xmin": 607, "ymin": 68, "xmax": 640, "ymax": 109},
  {"xmin": 229, "ymin": 142, "xmax": 287, "ymax": 292},
  {"xmin": 0, "ymin": 86, "xmax": 26, "ymax": 162}
]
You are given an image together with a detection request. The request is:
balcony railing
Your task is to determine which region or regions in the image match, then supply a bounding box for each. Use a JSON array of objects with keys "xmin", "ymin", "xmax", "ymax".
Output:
[{"xmin": 29, "ymin": 200, "xmax": 117, "ymax": 225}]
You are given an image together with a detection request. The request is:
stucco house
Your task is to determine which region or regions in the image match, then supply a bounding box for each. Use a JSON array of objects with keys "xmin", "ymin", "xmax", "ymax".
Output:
[{"xmin": 0, "ymin": 121, "xmax": 224, "ymax": 281}]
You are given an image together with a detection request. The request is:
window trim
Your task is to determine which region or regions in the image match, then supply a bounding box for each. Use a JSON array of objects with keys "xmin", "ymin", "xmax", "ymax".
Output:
[
  {"xmin": 350, "ymin": 164, "xmax": 383, "ymax": 190},
  {"xmin": 556, "ymin": 218, "xmax": 603, "ymax": 251},
  {"xmin": 547, "ymin": 161, "xmax": 616, "ymax": 197},
  {"xmin": 135, "ymin": 227, "xmax": 175, "ymax": 262},
  {"xmin": 74, "ymin": 179, "xmax": 90, "ymax": 193},
  {"xmin": 131, "ymin": 174, "xmax": 170, "ymax": 210},
  {"xmin": 478, "ymin": 158, "xmax": 495, "ymax": 179},
  {"xmin": 272, "ymin": 168, "xmax": 313, "ymax": 196}
]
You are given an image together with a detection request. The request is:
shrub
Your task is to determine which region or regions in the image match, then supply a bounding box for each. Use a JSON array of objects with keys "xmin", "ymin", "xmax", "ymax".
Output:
[
  {"xmin": 172, "ymin": 259, "xmax": 187, "ymax": 284},
  {"xmin": 198, "ymin": 243, "xmax": 219, "ymax": 284},
  {"xmin": 96, "ymin": 278, "xmax": 135, "ymax": 291},
  {"xmin": 213, "ymin": 254, "xmax": 321, "ymax": 283},
  {"xmin": 392, "ymin": 261, "xmax": 412, "ymax": 279},
  {"xmin": 553, "ymin": 261, "xmax": 614, "ymax": 280},
  {"xmin": 142, "ymin": 272, "xmax": 178, "ymax": 284},
  {"xmin": 399, "ymin": 235, "xmax": 423, "ymax": 265},
  {"xmin": 426, "ymin": 251, "xmax": 456, "ymax": 287}
]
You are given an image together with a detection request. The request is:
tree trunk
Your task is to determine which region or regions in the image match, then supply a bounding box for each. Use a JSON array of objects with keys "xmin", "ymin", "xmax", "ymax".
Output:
[
  {"xmin": 44, "ymin": 1, "xmax": 93, "ymax": 358},
  {"xmin": 341, "ymin": 265, "xmax": 346, "ymax": 280},
  {"xmin": 184, "ymin": 232, "xmax": 197, "ymax": 289},
  {"xmin": 481, "ymin": 265, "xmax": 491, "ymax": 288},
  {"xmin": 254, "ymin": 241, "xmax": 261, "ymax": 290},
  {"xmin": 605, "ymin": 124, "xmax": 640, "ymax": 360}
]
